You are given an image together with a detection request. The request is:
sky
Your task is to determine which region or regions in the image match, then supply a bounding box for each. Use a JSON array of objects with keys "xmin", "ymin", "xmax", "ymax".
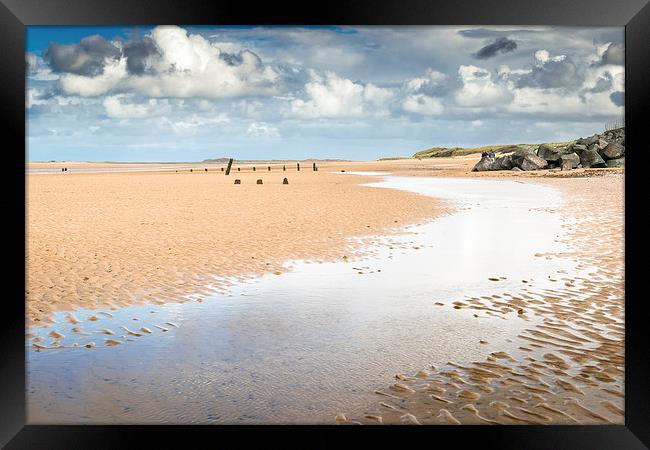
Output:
[{"xmin": 26, "ymin": 25, "xmax": 624, "ymax": 162}]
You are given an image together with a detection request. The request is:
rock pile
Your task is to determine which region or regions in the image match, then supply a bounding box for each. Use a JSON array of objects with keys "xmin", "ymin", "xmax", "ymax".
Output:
[{"xmin": 472, "ymin": 127, "xmax": 625, "ymax": 172}]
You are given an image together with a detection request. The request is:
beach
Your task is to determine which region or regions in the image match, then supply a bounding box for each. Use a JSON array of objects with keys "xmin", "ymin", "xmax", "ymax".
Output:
[{"xmin": 25, "ymin": 158, "xmax": 624, "ymax": 425}]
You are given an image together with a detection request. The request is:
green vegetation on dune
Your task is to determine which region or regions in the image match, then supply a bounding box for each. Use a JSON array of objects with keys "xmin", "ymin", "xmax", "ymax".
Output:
[{"xmin": 411, "ymin": 140, "xmax": 576, "ymax": 159}]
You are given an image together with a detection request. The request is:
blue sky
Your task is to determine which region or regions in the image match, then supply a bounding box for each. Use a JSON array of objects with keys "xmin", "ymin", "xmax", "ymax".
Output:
[{"xmin": 26, "ymin": 25, "xmax": 624, "ymax": 162}]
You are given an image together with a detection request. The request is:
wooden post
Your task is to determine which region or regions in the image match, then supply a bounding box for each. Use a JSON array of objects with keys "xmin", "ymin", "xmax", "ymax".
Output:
[
  {"xmin": 297, "ymin": 162, "xmax": 300, "ymax": 171},
  {"xmin": 283, "ymin": 165, "xmax": 286, "ymax": 171},
  {"xmin": 253, "ymin": 166, "xmax": 256, "ymax": 172},
  {"xmin": 313, "ymin": 162, "xmax": 317, "ymax": 171},
  {"xmin": 225, "ymin": 158, "xmax": 233, "ymax": 175},
  {"xmin": 268, "ymin": 166, "xmax": 271, "ymax": 171}
]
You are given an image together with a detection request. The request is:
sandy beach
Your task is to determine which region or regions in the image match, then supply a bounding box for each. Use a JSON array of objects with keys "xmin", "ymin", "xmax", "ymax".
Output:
[
  {"xmin": 26, "ymin": 161, "xmax": 448, "ymax": 326},
  {"xmin": 25, "ymin": 158, "xmax": 624, "ymax": 425}
]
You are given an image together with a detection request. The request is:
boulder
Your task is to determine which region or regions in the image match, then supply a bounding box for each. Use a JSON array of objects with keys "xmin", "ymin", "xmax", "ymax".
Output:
[
  {"xmin": 606, "ymin": 157, "xmax": 625, "ymax": 168},
  {"xmin": 570, "ymin": 144, "xmax": 587, "ymax": 155},
  {"xmin": 520, "ymin": 154, "xmax": 548, "ymax": 171},
  {"xmin": 597, "ymin": 139, "xmax": 609, "ymax": 150},
  {"xmin": 472, "ymin": 152, "xmax": 496, "ymax": 171},
  {"xmin": 560, "ymin": 152, "xmax": 580, "ymax": 169},
  {"xmin": 579, "ymin": 148, "xmax": 607, "ymax": 168},
  {"xmin": 538, "ymin": 144, "xmax": 569, "ymax": 162},
  {"xmin": 510, "ymin": 167, "xmax": 522, "ymax": 172},
  {"xmin": 600, "ymin": 142, "xmax": 624, "ymax": 160},
  {"xmin": 583, "ymin": 134, "xmax": 599, "ymax": 146},
  {"xmin": 511, "ymin": 147, "xmax": 537, "ymax": 167},
  {"xmin": 492, "ymin": 154, "xmax": 514, "ymax": 170}
]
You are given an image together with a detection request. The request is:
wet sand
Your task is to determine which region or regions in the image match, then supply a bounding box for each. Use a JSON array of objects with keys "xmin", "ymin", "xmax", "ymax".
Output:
[
  {"xmin": 340, "ymin": 173, "xmax": 624, "ymax": 425},
  {"xmin": 26, "ymin": 158, "xmax": 624, "ymax": 425}
]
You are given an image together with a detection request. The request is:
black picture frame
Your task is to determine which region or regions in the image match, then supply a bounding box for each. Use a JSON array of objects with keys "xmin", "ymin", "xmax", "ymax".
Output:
[{"xmin": 2, "ymin": 0, "xmax": 647, "ymax": 447}]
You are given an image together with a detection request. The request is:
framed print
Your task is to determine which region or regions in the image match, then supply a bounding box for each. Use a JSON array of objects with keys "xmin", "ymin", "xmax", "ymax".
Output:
[{"xmin": 2, "ymin": 0, "xmax": 648, "ymax": 447}]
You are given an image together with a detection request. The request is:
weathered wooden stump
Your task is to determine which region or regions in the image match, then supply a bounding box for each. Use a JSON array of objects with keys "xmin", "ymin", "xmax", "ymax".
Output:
[
  {"xmin": 283, "ymin": 165, "xmax": 286, "ymax": 171},
  {"xmin": 256, "ymin": 179, "xmax": 263, "ymax": 184},
  {"xmin": 268, "ymin": 166, "xmax": 271, "ymax": 171},
  {"xmin": 225, "ymin": 158, "xmax": 233, "ymax": 175},
  {"xmin": 234, "ymin": 179, "xmax": 241, "ymax": 184},
  {"xmin": 237, "ymin": 167, "xmax": 240, "ymax": 171},
  {"xmin": 253, "ymin": 166, "xmax": 256, "ymax": 172},
  {"xmin": 190, "ymin": 169, "xmax": 193, "ymax": 172},
  {"xmin": 221, "ymin": 167, "xmax": 224, "ymax": 172},
  {"xmin": 205, "ymin": 168, "xmax": 208, "ymax": 172},
  {"xmin": 283, "ymin": 178, "xmax": 289, "ymax": 184},
  {"xmin": 313, "ymin": 162, "xmax": 317, "ymax": 171},
  {"xmin": 297, "ymin": 162, "xmax": 300, "ymax": 171}
]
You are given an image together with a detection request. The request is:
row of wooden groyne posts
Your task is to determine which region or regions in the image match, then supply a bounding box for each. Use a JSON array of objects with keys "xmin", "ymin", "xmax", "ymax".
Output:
[{"xmin": 175, "ymin": 159, "xmax": 318, "ymax": 185}]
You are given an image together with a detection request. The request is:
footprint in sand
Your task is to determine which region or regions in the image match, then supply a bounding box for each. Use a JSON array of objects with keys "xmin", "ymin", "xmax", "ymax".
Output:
[
  {"xmin": 48, "ymin": 330, "xmax": 64, "ymax": 339},
  {"xmin": 105, "ymin": 339, "xmax": 123, "ymax": 346},
  {"xmin": 88, "ymin": 315, "xmax": 101, "ymax": 322}
]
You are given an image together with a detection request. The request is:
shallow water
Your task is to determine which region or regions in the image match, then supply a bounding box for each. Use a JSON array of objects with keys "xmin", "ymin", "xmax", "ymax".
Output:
[{"xmin": 27, "ymin": 175, "xmax": 583, "ymax": 424}]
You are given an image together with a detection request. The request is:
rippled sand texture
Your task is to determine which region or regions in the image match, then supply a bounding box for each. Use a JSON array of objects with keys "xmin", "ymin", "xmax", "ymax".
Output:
[
  {"xmin": 26, "ymin": 169, "xmax": 446, "ymax": 326},
  {"xmin": 342, "ymin": 173, "xmax": 624, "ymax": 425}
]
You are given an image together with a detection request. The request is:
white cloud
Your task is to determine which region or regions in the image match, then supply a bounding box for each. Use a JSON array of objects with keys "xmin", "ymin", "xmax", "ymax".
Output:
[
  {"xmin": 290, "ymin": 71, "xmax": 393, "ymax": 118},
  {"xmin": 26, "ymin": 89, "xmax": 48, "ymax": 108},
  {"xmin": 247, "ymin": 122, "xmax": 280, "ymax": 138},
  {"xmin": 59, "ymin": 57, "xmax": 128, "ymax": 97},
  {"xmin": 57, "ymin": 25, "xmax": 281, "ymax": 99},
  {"xmin": 454, "ymin": 65, "xmax": 513, "ymax": 108},
  {"xmin": 103, "ymin": 95, "xmax": 149, "ymax": 119},
  {"xmin": 402, "ymin": 94, "xmax": 443, "ymax": 115}
]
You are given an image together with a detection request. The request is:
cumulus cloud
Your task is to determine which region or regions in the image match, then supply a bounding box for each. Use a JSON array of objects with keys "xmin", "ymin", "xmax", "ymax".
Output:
[
  {"xmin": 402, "ymin": 94, "xmax": 443, "ymax": 115},
  {"xmin": 51, "ymin": 26, "xmax": 282, "ymax": 99},
  {"xmin": 473, "ymin": 37, "xmax": 517, "ymax": 59},
  {"xmin": 454, "ymin": 65, "xmax": 513, "ymax": 107},
  {"xmin": 44, "ymin": 35, "xmax": 121, "ymax": 76},
  {"xmin": 400, "ymin": 69, "xmax": 449, "ymax": 115},
  {"xmin": 290, "ymin": 71, "xmax": 393, "ymax": 118},
  {"xmin": 599, "ymin": 42, "xmax": 624, "ymax": 66},
  {"xmin": 513, "ymin": 50, "xmax": 582, "ymax": 89}
]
